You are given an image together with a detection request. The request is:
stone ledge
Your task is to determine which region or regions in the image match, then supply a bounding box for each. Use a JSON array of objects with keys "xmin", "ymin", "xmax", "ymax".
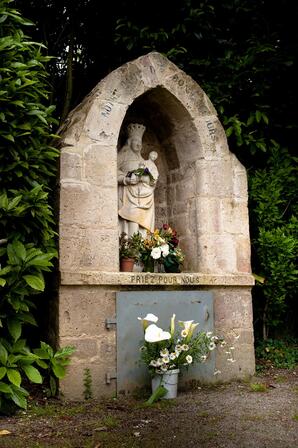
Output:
[{"xmin": 60, "ymin": 271, "xmax": 255, "ymax": 286}]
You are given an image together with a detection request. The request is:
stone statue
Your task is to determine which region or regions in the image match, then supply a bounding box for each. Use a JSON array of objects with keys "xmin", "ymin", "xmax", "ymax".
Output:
[{"xmin": 118, "ymin": 123, "xmax": 159, "ymax": 238}]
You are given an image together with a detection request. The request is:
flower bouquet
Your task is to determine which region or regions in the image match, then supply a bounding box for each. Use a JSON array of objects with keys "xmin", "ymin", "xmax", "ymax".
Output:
[
  {"xmin": 138, "ymin": 313, "xmax": 229, "ymax": 402},
  {"xmin": 127, "ymin": 166, "xmax": 155, "ymax": 182},
  {"xmin": 140, "ymin": 224, "xmax": 185, "ymax": 273}
]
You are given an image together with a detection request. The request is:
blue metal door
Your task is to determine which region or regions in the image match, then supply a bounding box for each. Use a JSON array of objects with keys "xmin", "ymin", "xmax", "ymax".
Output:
[{"xmin": 116, "ymin": 291, "xmax": 214, "ymax": 394}]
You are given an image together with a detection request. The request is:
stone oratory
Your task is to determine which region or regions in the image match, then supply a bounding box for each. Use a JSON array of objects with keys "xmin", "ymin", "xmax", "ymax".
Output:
[{"xmin": 58, "ymin": 52, "xmax": 255, "ymax": 399}]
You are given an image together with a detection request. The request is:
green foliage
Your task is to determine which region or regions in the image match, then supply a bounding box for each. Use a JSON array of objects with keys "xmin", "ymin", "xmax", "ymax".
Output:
[
  {"xmin": 0, "ymin": 339, "xmax": 74, "ymax": 412},
  {"xmin": 33, "ymin": 342, "xmax": 75, "ymax": 397},
  {"xmin": 83, "ymin": 368, "xmax": 93, "ymax": 400},
  {"xmin": 0, "ymin": 0, "xmax": 61, "ymax": 412},
  {"xmin": 250, "ymin": 147, "xmax": 298, "ymax": 336},
  {"xmin": 255, "ymin": 339, "xmax": 298, "ymax": 370}
]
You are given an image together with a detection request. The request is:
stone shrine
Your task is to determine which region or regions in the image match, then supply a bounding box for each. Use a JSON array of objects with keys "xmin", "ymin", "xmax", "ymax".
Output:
[{"xmin": 58, "ymin": 52, "xmax": 255, "ymax": 399}]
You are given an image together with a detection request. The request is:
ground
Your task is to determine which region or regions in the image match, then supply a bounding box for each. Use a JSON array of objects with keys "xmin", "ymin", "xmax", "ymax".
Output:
[{"xmin": 0, "ymin": 368, "xmax": 297, "ymax": 448}]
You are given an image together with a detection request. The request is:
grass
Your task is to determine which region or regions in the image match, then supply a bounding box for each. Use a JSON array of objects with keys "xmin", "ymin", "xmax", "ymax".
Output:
[
  {"xmin": 249, "ymin": 383, "xmax": 268, "ymax": 392},
  {"xmin": 274, "ymin": 375, "xmax": 287, "ymax": 383},
  {"xmin": 27, "ymin": 402, "xmax": 86, "ymax": 417},
  {"xmin": 102, "ymin": 415, "xmax": 120, "ymax": 429}
]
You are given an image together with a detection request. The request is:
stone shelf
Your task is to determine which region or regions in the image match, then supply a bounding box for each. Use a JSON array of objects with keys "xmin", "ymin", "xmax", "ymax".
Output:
[{"xmin": 60, "ymin": 271, "xmax": 255, "ymax": 286}]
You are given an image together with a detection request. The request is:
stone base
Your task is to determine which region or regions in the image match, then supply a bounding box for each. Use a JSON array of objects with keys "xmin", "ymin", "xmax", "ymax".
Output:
[{"xmin": 59, "ymin": 272, "xmax": 255, "ymax": 400}]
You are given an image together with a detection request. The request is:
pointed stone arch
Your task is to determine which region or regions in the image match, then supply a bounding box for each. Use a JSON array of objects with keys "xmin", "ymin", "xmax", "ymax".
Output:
[
  {"xmin": 58, "ymin": 53, "xmax": 255, "ymax": 400},
  {"xmin": 59, "ymin": 52, "xmax": 250, "ymax": 274}
]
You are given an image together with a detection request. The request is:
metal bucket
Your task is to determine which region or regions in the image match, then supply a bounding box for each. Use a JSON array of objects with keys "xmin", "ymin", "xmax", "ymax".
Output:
[{"xmin": 151, "ymin": 369, "xmax": 179, "ymax": 399}]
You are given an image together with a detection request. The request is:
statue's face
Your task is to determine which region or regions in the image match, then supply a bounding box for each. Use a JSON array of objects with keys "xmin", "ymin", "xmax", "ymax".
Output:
[
  {"xmin": 150, "ymin": 151, "xmax": 158, "ymax": 161},
  {"xmin": 131, "ymin": 138, "xmax": 142, "ymax": 153}
]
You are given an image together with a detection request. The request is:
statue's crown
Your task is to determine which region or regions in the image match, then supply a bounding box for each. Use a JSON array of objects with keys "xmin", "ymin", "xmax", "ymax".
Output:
[{"xmin": 127, "ymin": 123, "xmax": 146, "ymax": 139}]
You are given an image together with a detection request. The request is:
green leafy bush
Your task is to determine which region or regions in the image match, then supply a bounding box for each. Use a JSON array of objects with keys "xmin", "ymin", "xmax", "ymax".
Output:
[
  {"xmin": 255, "ymin": 339, "xmax": 298, "ymax": 370},
  {"xmin": 250, "ymin": 147, "xmax": 298, "ymax": 338},
  {"xmin": 0, "ymin": 0, "xmax": 70, "ymax": 412}
]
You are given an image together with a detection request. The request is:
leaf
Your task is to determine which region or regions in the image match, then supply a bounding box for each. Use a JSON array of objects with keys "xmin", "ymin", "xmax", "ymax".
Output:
[
  {"xmin": 2, "ymin": 134, "xmax": 15, "ymax": 142},
  {"xmin": 18, "ymin": 312, "xmax": 37, "ymax": 326},
  {"xmin": 0, "ymin": 382, "xmax": 11, "ymax": 393},
  {"xmin": 7, "ymin": 243, "xmax": 19, "ymax": 265},
  {"xmin": 33, "ymin": 348, "xmax": 50, "ymax": 360},
  {"xmin": 225, "ymin": 126, "xmax": 233, "ymax": 137},
  {"xmin": 35, "ymin": 359, "xmax": 48, "ymax": 369},
  {"xmin": 7, "ymin": 369, "xmax": 21, "ymax": 387},
  {"xmin": 0, "ymin": 278, "xmax": 6, "ymax": 287},
  {"xmin": 13, "ymin": 241, "xmax": 26, "ymax": 261},
  {"xmin": 0, "ymin": 266, "xmax": 12, "ymax": 276},
  {"xmin": 0, "ymin": 343, "xmax": 8, "ymax": 365},
  {"xmin": 0, "ymin": 367, "xmax": 7, "ymax": 380},
  {"xmin": 0, "ymin": 430, "xmax": 11, "ymax": 435},
  {"xmin": 255, "ymin": 110, "xmax": 262, "ymax": 123},
  {"xmin": 7, "ymin": 319, "xmax": 22, "ymax": 342},
  {"xmin": 12, "ymin": 339, "xmax": 26, "ymax": 352},
  {"xmin": 49, "ymin": 375, "xmax": 57, "ymax": 396},
  {"xmin": 26, "ymin": 254, "xmax": 54, "ymax": 268},
  {"xmin": 253, "ymin": 273, "xmax": 266, "ymax": 284},
  {"xmin": 52, "ymin": 363, "xmax": 66, "ymax": 379},
  {"xmin": 10, "ymin": 389, "xmax": 27, "ymax": 409},
  {"xmin": 7, "ymin": 195, "xmax": 22, "ymax": 210},
  {"xmin": 22, "ymin": 365, "xmax": 42, "ymax": 384},
  {"xmin": 23, "ymin": 274, "xmax": 44, "ymax": 291}
]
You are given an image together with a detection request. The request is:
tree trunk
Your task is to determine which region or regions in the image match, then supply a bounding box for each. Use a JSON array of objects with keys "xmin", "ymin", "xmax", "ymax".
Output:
[{"xmin": 60, "ymin": 30, "xmax": 74, "ymax": 124}]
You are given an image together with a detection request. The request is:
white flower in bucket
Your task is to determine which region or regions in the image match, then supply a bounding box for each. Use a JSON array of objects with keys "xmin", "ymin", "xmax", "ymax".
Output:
[
  {"xmin": 137, "ymin": 313, "xmax": 158, "ymax": 330},
  {"xmin": 138, "ymin": 313, "xmax": 237, "ymax": 404},
  {"xmin": 179, "ymin": 320, "xmax": 199, "ymax": 341},
  {"xmin": 186, "ymin": 355, "xmax": 193, "ymax": 364},
  {"xmin": 145, "ymin": 324, "xmax": 171, "ymax": 343}
]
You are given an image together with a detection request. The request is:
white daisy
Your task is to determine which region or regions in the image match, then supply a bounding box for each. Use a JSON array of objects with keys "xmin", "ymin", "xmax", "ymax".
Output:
[
  {"xmin": 182, "ymin": 344, "xmax": 189, "ymax": 351},
  {"xmin": 160, "ymin": 348, "xmax": 169, "ymax": 357}
]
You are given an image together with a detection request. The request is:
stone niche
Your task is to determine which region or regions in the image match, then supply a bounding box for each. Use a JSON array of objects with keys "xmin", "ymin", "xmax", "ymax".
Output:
[{"xmin": 58, "ymin": 52, "xmax": 255, "ymax": 400}]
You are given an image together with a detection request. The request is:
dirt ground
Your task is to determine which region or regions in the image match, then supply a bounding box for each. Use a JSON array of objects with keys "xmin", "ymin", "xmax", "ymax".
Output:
[{"xmin": 0, "ymin": 368, "xmax": 297, "ymax": 448}]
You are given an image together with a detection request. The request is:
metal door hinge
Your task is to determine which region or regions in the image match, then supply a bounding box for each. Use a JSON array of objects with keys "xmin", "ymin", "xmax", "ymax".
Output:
[
  {"xmin": 105, "ymin": 318, "xmax": 117, "ymax": 330},
  {"xmin": 106, "ymin": 371, "xmax": 117, "ymax": 384}
]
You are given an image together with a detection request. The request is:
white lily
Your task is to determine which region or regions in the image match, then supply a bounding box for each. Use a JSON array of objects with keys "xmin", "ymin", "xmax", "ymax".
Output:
[
  {"xmin": 179, "ymin": 320, "xmax": 199, "ymax": 340},
  {"xmin": 138, "ymin": 313, "xmax": 158, "ymax": 330},
  {"xmin": 145, "ymin": 324, "xmax": 171, "ymax": 343}
]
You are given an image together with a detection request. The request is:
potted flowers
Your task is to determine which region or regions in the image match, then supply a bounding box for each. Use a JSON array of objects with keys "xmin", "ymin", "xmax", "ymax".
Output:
[
  {"xmin": 138, "ymin": 313, "xmax": 228, "ymax": 401},
  {"xmin": 119, "ymin": 232, "xmax": 143, "ymax": 272},
  {"xmin": 140, "ymin": 224, "xmax": 185, "ymax": 273}
]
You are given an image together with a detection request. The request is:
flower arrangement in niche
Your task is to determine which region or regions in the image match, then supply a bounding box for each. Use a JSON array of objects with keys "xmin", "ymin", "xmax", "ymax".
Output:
[
  {"xmin": 127, "ymin": 165, "xmax": 155, "ymax": 183},
  {"xmin": 138, "ymin": 313, "xmax": 237, "ymax": 403},
  {"xmin": 140, "ymin": 224, "xmax": 185, "ymax": 273}
]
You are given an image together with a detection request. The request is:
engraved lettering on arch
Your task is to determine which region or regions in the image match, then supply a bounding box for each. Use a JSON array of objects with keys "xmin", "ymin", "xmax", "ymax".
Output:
[
  {"xmin": 101, "ymin": 102, "xmax": 113, "ymax": 117},
  {"xmin": 206, "ymin": 120, "xmax": 216, "ymax": 141}
]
